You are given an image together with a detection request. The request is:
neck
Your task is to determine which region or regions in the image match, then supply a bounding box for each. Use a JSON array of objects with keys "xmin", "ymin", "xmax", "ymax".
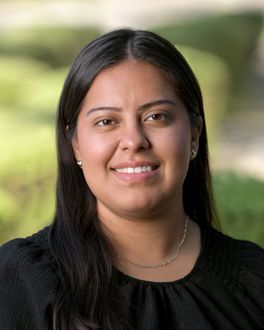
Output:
[{"xmin": 99, "ymin": 207, "xmax": 187, "ymax": 265}]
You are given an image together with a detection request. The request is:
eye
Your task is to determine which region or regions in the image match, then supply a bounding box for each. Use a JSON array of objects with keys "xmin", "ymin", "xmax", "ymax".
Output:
[
  {"xmin": 144, "ymin": 112, "xmax": 171, "ymax": 122},
  {"xmin": 95, "ymin": 118, "xmax": 117, "ymax": 127}
]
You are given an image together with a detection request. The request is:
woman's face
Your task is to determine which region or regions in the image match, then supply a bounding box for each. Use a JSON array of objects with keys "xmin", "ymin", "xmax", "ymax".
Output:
[{"xmin": 72, "ymin": 60, "xmax": 201, "ymax": 220}]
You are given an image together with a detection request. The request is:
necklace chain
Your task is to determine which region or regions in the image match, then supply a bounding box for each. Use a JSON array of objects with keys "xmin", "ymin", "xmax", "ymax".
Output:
[{"xmin": 116, "ymin": 216, "xmax": 189, "ymax": 269}]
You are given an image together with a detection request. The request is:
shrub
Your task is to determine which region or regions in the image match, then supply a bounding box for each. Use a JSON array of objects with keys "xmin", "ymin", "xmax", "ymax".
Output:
[
  {"xmin": 0, "ymin": 108, "xmax": 56, "ymax": 243},
  {"xmin": 0, "ymin": 47, "xmax": 230, "ymax": 244},
  {"xmin": 0, "ymin": 56, "xmax": 49, "ymax": 107},
  {"xmin": 0, "ymin": 62, "xmax": 62, "ymax": 243},
  {"xmin": 178, "ymin": 46, "xmax": 230, "ymax": 141},
  {"xmin": 213, "ymin": 172, "xmax": 264, "ymax": 247},
  {"xmin": 0, "ymin": 23, "xmax": 262, "ymax": 247},
  {"xmin": 154, "ymin": 13, "xmax": 263, "ymax": 93},
  {"xmin": 0, "ymin": 26, "xmax": 101, "ymax": 67}
]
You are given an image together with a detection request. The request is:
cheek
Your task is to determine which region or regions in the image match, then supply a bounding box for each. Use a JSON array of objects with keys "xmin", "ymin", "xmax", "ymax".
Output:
[
  {"xmin": 78, "ymin": 134, "xmax": 114, "ymax": 192},
  {"xmin": 78, "ymin": 133, "xmax": 115, "ymax": 168},
  {"xmin": 160, "ymin": 128, "xmax": 191, "ymax": 158},
  {"xmin": 160, "ymin": 128, "xmax": 191, "ymax": 182}
]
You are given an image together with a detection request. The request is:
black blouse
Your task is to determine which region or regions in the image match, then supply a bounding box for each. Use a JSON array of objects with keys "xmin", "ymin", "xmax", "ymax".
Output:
[{"xmin": 0, "ymin": 225, "xmax": 263, "ymax": 329}]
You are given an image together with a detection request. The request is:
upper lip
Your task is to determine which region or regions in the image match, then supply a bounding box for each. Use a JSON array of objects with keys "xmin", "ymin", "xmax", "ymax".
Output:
[{"xmin": 111, "ymin": 161, "xmax": 160, "ymax": 170}]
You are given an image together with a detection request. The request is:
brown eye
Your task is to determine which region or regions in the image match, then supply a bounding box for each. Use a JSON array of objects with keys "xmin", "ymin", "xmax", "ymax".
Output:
[
  {"xmin": 150, "ymin": 113, "xmax": 163, "ymax": 120},
  {"xmin": 145, "ymin": 112, "xmax": 170, "ymax": 122},
  {"xmin": 95, "ymin": 119, "xmax": 116, "ymax": 127}
]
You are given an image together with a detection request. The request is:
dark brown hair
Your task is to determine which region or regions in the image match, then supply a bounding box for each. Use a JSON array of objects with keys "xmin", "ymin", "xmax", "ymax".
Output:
[{"xmin": 49, "ymin": 28, "xmax": 219, "ymax": 329}]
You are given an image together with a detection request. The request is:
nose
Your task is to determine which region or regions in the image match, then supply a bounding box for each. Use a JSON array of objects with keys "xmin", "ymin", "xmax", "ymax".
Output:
[{"xmin": 119, "ymin": 123, "xmax": 150, "ymax": 151}]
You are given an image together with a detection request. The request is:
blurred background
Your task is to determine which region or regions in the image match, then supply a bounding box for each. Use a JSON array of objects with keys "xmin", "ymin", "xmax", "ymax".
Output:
[{"xmin": 0, "ymin": 0, "xmax": 263, "ymax": 246}]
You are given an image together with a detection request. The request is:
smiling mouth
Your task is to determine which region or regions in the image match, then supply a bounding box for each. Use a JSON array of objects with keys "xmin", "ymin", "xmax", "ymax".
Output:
[{"xmin": 113, "ymin": 166, "xmax": 158, "ymax": 174}]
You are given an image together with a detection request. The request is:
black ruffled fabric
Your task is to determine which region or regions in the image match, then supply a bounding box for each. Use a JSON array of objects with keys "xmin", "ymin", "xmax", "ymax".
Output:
[
  {"xmin": 0, "ymin": 226, "xmax": 263, "ymax": 329},
  {"xmin": 114, "ymin": 226, "xmax": 264, "ymax": 329},
  {"xmin": 0, "ymin": 227, "xmax": 58, "ymax": 329}
]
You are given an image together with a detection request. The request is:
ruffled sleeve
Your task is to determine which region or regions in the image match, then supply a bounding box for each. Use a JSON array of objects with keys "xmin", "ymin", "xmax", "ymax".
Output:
[
  {"xmin": 192, "ymin": 227, "xmax": 264, "ymax": 328},
  {"xmin": 0, "ymin": 227, "xmax": 58, "ymax": 330},
  {"xmin": 235, "ymin": 239, "xmax": 264, "ymax": 322}
]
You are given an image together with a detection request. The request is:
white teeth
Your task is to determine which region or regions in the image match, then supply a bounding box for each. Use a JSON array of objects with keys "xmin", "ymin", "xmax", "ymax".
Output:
[{"xmin": 115, "ymin": 166, "xmax": 154, "ymax": 174}]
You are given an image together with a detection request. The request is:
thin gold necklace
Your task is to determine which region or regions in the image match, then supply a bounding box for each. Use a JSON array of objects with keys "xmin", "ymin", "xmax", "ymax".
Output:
[{"xmin": 116, "ymin": 216, "xmax": 189, "ymax": 269}]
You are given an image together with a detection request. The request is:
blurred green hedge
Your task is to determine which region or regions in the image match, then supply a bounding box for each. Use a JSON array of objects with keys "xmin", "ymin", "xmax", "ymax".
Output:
[
  {"xmin": 154, "ymin": 12, "xmax": 263, "ymax": 89},
  {"xmin": 0, "ymin": 57, "xmax": 61, "ymax": 242},
  {"xmin": 214, "ymin": 173, "xmax": 264, "ymax": 246},
  {"xmin": 178, "ymin": 46, "xmax": 230, "ymax": 140},
  {"xmin": 0, "ymin": 26, "xmax": 100, "ymax": 67},
  {"xmin": 0, "ymin": 15, "xmax": 263, "ymax": 246},
  {"xmin": 0, "ymin": 46, "xmax": 230, "ymax": 244}
]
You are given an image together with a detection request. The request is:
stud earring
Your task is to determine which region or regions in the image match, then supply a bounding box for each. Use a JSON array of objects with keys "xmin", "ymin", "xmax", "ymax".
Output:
[
  {"xmin": 77, "ymin": 160, "xmax": 82, "ymax": 167},
  {"xmin": 191, "ymin": 150, "xmax": 197, "ymax": 160}
]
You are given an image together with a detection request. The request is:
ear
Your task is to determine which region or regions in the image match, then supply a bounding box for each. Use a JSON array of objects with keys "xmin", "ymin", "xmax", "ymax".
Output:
[
  {"xmin": 191, "ymin": 115, "xmax": 203, "ymax": 151},
  {"xmin": 71, "ymin": 133, "xmax": 81, "ymax": 162}
]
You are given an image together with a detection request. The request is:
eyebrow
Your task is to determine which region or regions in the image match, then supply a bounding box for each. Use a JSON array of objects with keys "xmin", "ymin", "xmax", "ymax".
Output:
[
  {"xmin": 140, "ymin": 99, "xmax": 176, "ymax": 110},
  {"xmin": 86, "ymin": 99, "xmax": 177, "ymax": 116}
]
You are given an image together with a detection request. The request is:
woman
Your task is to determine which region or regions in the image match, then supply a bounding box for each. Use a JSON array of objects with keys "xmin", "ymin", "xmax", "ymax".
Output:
[{"xmin": 0, "ymin": 28, "xmax": 263, "ymax": 330}]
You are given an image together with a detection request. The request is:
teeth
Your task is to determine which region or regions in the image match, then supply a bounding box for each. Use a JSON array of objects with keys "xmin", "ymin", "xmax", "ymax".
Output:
[{"xmin": 115, "ymin": 166, "xmax": 154, "ymax": 174}]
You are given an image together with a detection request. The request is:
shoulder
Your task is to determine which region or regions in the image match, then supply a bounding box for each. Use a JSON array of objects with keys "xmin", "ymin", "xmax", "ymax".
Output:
[
  {"xmin": 205, "ymin": 226, "xmax": 264, "ymax": 273},
  {"xmin": 0, "ymin": 227, "xmax": 58, "ymax": 328},
  {"xmin": 0, "ymin": 226, "xmax": 56, "ymax": 281},
  {"xmin": 203, "ymin": 226, "xmax": 264, "ymax": 300}
]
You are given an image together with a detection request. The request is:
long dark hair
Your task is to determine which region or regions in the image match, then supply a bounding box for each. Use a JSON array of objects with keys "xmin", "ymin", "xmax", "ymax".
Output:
[{"xmin": 49, "ymin": 28, "xmax": 219, "ymax": 329}]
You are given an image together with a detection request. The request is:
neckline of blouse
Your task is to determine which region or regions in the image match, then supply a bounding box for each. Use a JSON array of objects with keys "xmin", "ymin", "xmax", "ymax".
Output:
[{"xmin": 113, "ymin": 224, "xmax": 210, "ymax": 287}]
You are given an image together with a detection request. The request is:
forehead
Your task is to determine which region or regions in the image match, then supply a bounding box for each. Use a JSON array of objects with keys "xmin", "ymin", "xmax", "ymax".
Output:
[
  {"xmin": 84, "ymin": 60, "xmax": 177, "ymax": 104},
  {"xmin": 95, "ymin": 59, "xmax": 173, "ymax": 83}
]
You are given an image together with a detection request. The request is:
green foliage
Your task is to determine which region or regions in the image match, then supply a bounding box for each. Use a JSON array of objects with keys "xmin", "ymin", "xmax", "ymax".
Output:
[
  {"xmin": 0, "ymin": 108, "xmax": 56, "ymax": 243},
  {"xmin": 214, "ymin": 172, "xmax": 264, "ymax": 247},
  {"xmin": 154, "ymin": 13, "xmax": 263, "ymax": 91},
  {"xmin": 0, "ymin": 26, "xmax": 101, "ymax": 67},
  {"xmin": 0, "ymin": 57, "xmax": 63, "ymax": 244},
  {"xmin": 0, "ymin": 56, "xmax": 48, "ymax": 107},
  {"xmin": 0, "ymin": 21, "xmax": 263, "ymax": 248},
  {"xmin": 0, "ymin": 46, "xmax": 231, "ymax": 244},
  {"xmin": 178, "ymin": 46, "xmax": 230, "ymax": 141},
  {"xmin": 0, "ymin": 56, "xmax": 67, "ymax": 115}
]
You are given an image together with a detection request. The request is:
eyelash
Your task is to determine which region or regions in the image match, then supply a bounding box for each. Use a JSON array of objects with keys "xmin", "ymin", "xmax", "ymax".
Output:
[
  {"xmin": 94, "ymin": 111, "xmax": 171, "ymax": 128},
  {"xmin": 95, "ymin": 118, "xmax": 117, "ymax": 127},
  {"xmin": 144, "ymin": 112, "xmax": 170, "ymax": 122}
]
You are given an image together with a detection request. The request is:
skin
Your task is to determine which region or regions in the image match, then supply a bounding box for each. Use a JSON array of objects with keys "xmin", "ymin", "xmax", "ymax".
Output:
[{"xmin": 72, "ymin": 60, "xmax": 202, "ymax": 281}]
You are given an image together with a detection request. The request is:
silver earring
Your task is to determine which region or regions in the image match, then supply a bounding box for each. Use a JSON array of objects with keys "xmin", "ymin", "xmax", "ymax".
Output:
[
  {"xmin": 77, "ymin": 160, "xmax": 82, "ymax": 167},
  {"xmin": 191, "ymin": 150, "xmax": 197, "ymax": 160}
]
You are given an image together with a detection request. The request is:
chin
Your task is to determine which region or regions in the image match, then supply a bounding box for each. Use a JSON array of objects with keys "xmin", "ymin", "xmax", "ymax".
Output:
[{"xmin": 115, "ymin": 199, "xmax": 161, "ymax": 218}]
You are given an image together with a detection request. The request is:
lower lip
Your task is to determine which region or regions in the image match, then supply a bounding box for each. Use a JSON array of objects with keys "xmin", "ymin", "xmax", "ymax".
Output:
[{"xmin": 112, "ymin": 168, "xmax": 159, "ymax": 183}]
